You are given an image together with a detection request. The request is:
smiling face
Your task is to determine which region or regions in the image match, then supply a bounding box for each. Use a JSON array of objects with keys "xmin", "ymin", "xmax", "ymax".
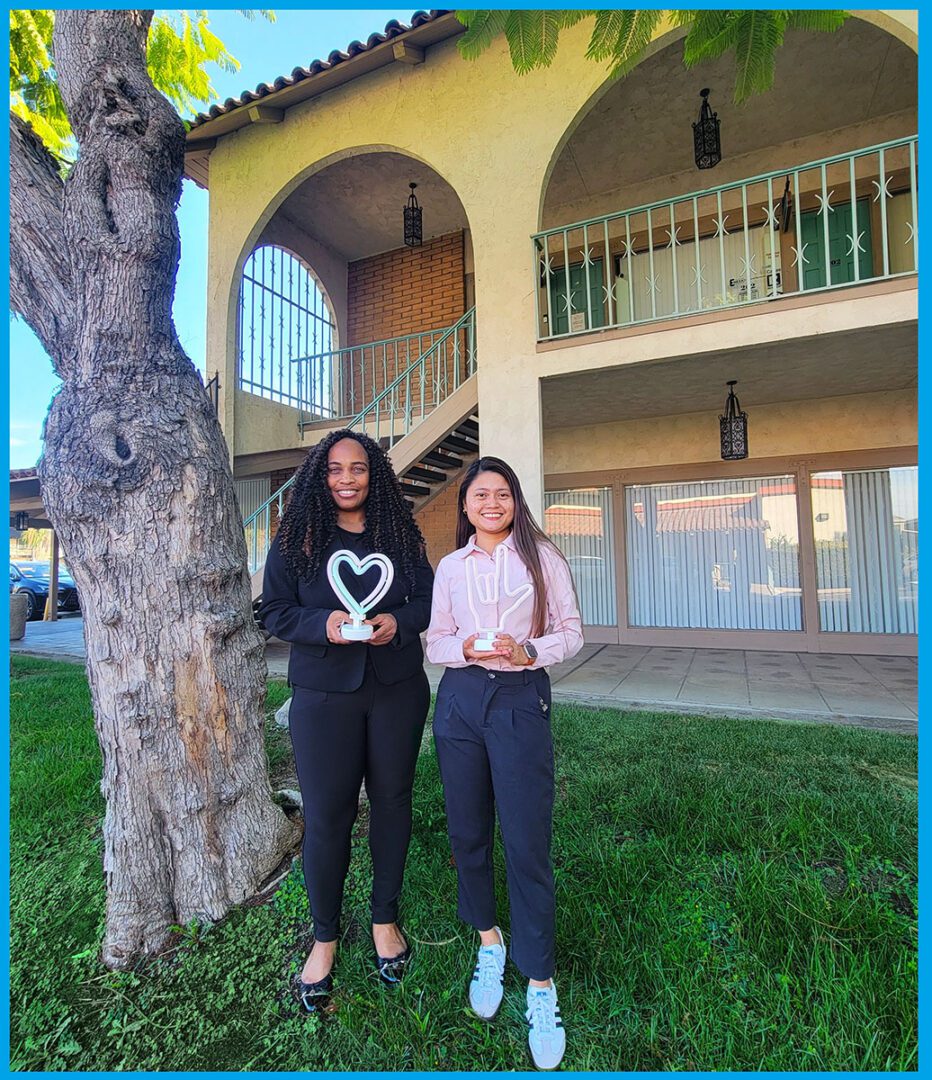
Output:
[
  {"xmin": 463, "ymin": 469, "xmax": 515, "ymax": 540},
  {"xmin": 326, "ymin": 437, "xmax": 370, "ymax": 513}
]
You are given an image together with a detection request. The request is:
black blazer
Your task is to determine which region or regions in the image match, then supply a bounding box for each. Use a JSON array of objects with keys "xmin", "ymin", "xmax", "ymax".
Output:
[{"xmin": 259, "ymin": 527, "xmax": 434, "ymax": 692}]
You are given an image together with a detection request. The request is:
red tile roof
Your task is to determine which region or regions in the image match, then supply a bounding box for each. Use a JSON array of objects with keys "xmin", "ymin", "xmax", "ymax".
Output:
[
  {"xmin": 545, "ymin": 504, "xmax": 604, "ymax": 539},
  {"xmin": 189, "ymin": 10, "xmax": 452, "ymax": 129}
]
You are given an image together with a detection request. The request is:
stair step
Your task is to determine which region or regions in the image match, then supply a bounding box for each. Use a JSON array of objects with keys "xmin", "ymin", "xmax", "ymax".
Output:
[
  {"xmin": 440, "ymin": 433, "xmax": 479, "ymax": 454},
  {"xmin": 458, "ymin": 418, "xmax": 479, "ymax": 438},
  {"xmin": 400, "ymin": 480, "xmax": 431, "ymax": 497},
  {"xmin": 423, "ymin": 450, "xmax": 463, "ymax": 470},
  {"xmin": 406, "ymin": 465, "xmax": 448, "ymax": 484}
]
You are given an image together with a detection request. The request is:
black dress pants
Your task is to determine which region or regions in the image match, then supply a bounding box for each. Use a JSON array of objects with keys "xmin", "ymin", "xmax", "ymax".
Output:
[
  {"xmin": 433, "ymin": 664, "xmax": 556, "ymax": 981},
  {"xmin": 288, "ymin": 660, "xmax": 430, "ymax": 941}
]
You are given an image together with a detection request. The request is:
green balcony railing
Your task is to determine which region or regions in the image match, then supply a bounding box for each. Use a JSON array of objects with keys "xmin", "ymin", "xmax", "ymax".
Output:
[
  {"xmin": 533, "ymin": 136, "xmax": 917, "ymax": 342},
  {"xmin": 243, "ymin": 307, "xmax": 477, "ymax": 574}
]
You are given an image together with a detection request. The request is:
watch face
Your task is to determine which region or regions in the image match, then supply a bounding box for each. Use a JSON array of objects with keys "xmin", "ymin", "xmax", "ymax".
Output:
[{"xmin": 525, "ymin": 642, "xmax": 538, "ymax": 659}]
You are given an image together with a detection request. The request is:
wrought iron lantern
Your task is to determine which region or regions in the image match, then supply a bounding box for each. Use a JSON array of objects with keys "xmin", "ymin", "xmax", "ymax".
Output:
[
  {"xmin": 14, "ymin": 511, "xmax": 29, "ymax": 531},
  {"xmin": 693, "ymin": 88, "xmax": 721, "ymax": 170},
  {"xmin": 403, "ymin": 182, "xmax": 423, "ymax": 247},
  {"xmin": 720, "ymin": 381, "xmax": 748, "ymax": 460}
]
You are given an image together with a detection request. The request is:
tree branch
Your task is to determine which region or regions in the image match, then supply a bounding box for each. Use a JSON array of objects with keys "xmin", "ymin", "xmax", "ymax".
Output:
[
  {"xmin": 52, "ymin": 9, "xmax": 187, "ymax": 379},
  {"xmin": 9, "ymin": 112, "xmax": 74, "ymax": 371}
]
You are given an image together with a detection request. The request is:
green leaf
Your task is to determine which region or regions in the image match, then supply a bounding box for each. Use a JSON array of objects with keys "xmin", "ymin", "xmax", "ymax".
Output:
[
  {"xmin": 730, "ymin": 10, "xmax": 789, "ymax": 103},
  {"xmin": 504, "ymin": 10, "xmax": 565, "ymax": 73},
  {"xmin": 681, "ymin": 10, "xmax": 741, "ymax": 67},
  {"xmin": 9, "ymin": 8, "xmax": 264, "ymax": 152},
  {"xmin": 786, "ymin": 10, "xmax": 848, "ymax": 33},
  {"xmin": 455, "ymin": 10, "xmax": 508, "ymax": 60},
  {"xmin": 603, "ymin": 11, "xmax": 665, "ymax": 79}
]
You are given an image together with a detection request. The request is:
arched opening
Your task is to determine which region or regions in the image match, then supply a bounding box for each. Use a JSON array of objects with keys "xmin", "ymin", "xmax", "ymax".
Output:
[
  {"xmin": 234, "ymin": 149, "xmax": 474, "ymax": 424},
  {"xmin": 535, "ymin": 19, "xmax": 917, "ymax": 339}
]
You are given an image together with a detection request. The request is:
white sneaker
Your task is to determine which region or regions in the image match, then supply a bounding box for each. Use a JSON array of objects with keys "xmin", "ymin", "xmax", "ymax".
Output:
[
  {"xmin": 526, "ymin": 979, "xmax": 566, "ymax": 1070},
  {"xmin": 468, "ymin": 927, "xmax": 506, "ymax": 1020}
]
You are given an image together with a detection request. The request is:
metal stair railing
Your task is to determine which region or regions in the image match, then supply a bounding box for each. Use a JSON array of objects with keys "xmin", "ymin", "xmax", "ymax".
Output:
[
  {"xmin": 292, "ymin": 325, "xmax": 449, "ymax": 419},
  {"xmin": 243, "ymin": 306, "xmax": 477, "ymax": 574}
]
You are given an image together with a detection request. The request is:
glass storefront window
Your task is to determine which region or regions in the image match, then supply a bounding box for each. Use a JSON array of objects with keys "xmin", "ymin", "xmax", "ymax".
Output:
[
  {"xmin": 544, "ymin": 487, "xmax": 616, "ymax": 626},
  {"xmin": 812, "ymin": 466, "xmax": 917, "ymax": 634},
  {"xmin": 625, "ymin": 476, "xmax": 802, "ymax": 631}
]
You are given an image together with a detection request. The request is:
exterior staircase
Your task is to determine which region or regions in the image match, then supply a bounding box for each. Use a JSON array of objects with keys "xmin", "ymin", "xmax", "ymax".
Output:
[{"xmin": 244, "ymin": 307, "xmax": 478, "ymax": 600}]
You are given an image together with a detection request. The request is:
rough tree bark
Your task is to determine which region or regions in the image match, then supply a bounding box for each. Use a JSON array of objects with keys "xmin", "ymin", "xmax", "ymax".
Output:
[{"xmin": 9, "ymin": 10, "xmax": 301, "ymax": 969}]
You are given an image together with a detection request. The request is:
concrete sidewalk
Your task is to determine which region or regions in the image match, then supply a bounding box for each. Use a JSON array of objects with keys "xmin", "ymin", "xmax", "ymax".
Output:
[{"xmin": 11, "ymin": 618, "xmax": 917, "ymax": 735}]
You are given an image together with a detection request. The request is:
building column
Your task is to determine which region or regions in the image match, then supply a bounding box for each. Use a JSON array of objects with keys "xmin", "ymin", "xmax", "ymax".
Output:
[{"xmin": 476, "ymin": 362, "xmax": 545, "ymax": 520}]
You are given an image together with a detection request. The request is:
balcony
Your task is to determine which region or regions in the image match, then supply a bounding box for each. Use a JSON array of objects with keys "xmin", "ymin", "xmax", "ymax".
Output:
[{"xmin": 533, "ymin": 137, "xmax": 917, "ymax": 343}]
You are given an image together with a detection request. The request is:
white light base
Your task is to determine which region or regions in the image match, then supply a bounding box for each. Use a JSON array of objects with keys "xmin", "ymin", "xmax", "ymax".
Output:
[
  {"xmin": 341, "ymin": 622, "xmax": 373, "ymax": 641},
  {"xmin": 473, "ymin": 636, "xmax": 498, "ymax": 652}
]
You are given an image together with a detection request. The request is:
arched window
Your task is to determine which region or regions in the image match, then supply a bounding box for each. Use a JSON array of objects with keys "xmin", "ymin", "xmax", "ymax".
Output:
[{"xmin": 237, "ymin": 245, "xmax": 335, "ymax": 413}]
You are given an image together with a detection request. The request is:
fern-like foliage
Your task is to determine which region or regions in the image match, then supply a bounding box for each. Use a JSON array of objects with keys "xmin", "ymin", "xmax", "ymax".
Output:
[
  {"xmin": 9, "ymin": 10, "xmax": 69, "ymax": 155},
  {"xmin": 9, "ymin": 8, "xmax": 275, "ymax": 155},
  {"xmin": 456, "ymin": 9, "xmax": 848, "ymax": 101}
]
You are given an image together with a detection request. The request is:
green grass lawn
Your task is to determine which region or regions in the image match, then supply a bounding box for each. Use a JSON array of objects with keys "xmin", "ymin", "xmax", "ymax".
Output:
[{"xmin": 10, "ymin": 655, "xmax": 917, "ymax": 1071}]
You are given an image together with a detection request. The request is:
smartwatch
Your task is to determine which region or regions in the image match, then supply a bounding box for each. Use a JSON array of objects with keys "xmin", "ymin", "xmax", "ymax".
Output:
[{"xmin": 523, "ymin": 641, "xmax": 539, "ymax": 665}]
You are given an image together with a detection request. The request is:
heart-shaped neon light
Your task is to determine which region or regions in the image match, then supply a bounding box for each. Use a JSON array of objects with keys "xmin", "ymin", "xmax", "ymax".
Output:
[{"xmin": 326, "ymin": 549, "xmax": 395, "ymax": 626}]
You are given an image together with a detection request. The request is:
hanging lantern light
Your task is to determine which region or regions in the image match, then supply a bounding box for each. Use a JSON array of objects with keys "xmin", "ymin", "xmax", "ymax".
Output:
[
  {"xmin": 693, "ymin": 88, "xmax": 721, "ymax": 170},
  {"xmin": 403, "ymin": 182, "xmax": 423, "ymax": 247},
  {"xmin": 14, "ymin": 511, "xmax": 29, "ymax": 531},
  {"xmin": 720, "ymin": 381, "xmax": 748, "ymax": 460}
]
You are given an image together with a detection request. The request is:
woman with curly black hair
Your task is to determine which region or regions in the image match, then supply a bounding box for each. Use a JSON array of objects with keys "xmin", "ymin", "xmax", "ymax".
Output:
[{"xmin": 260, "ymin": 428, "xmax": 433, "ymax": 1013}]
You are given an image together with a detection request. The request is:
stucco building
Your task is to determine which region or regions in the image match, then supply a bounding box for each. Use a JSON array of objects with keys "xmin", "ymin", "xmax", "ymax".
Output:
[{"xmin": 185, "ymin": 9, "xmax": 918, "ymax": 657}]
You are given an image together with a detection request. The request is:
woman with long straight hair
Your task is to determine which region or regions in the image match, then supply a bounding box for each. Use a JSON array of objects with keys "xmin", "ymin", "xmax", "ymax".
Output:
[
  {"xmin": 426, "ymin": 456, "xmax": 583, "ymax": 1070},
  {"xmin": 260, "ymin": 429, "xmax": 433, "ymax": 1012}
]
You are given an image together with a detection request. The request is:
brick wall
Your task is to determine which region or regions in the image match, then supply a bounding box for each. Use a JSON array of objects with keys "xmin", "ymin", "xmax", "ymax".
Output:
[
  {"xmin": 347, "ymin": 231, "xmax": 465, "ymax": 344},
  {"xmin": 269, "ymin": 467, "xmax": 298, "ymax": 539},
  {"xmin": 342, "ymin": 231, "xmax": 466, "ymax": 415},
  {"xmin": 415, "ymin": 482, "xmax": 462, "ymax": 568}
]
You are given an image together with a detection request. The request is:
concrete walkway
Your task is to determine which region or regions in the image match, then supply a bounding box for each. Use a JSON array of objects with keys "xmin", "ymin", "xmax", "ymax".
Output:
[{"xmin": 11, "ymin": 618, "xmax": 917, "ymax": 735}]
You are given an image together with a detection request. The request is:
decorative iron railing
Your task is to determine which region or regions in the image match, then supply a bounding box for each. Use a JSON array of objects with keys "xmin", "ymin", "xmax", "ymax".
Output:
[
  {"xmin": 292, "ymin": 326, "xmax": 449, "ymax": 420},
  {"xmin": 204, "ymin": 372, "xmax": 220, "ymax": 414},
  {"xmin": 243, "ymin": 307, "xmax": 477, "ymax": 574},
  {"xmin": 532, "ymin": 136, "xmax": 917, "ymax": 341},
  {"xmin": 237, "ymin": 245, "xmax": 335, "ymax": 409}
]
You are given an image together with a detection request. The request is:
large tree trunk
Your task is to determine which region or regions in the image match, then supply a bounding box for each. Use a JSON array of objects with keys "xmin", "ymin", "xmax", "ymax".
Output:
[{"xmin": 10, "ymin": 10, "xmax": 300, "ymax": 969}]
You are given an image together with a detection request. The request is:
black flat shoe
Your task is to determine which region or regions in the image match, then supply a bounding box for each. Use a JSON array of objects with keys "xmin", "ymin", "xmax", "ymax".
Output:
[
  {"xmin": 374, "ymin": 944, "xmax": 411, "ymax": 986},
  {"xmin": 298, "ymin": 971, "xmax": 334, "ymax": 1013}
]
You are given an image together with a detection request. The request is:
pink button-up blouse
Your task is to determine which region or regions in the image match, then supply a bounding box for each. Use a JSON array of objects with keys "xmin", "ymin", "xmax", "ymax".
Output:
[{"xmin": 426, "ymin": 532, "xmax": 584, "ymax": 672}]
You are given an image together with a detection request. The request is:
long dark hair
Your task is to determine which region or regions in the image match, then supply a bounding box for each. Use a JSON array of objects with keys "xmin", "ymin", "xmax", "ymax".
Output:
[
  {"xmin": 276, "ymin": 428, "xmax": 425, "ymax": 587},
  {"xmin": 456, "ymin": 456, "xmax": 567, "ymax": 638}
]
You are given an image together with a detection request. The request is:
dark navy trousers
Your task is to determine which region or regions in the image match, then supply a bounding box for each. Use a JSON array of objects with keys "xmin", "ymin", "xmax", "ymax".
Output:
[{"xmin": 433, "ymin": 664, "xmax": 555, "ymax": 981}]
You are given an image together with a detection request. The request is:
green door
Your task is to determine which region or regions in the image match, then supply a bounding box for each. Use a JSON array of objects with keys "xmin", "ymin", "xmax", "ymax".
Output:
[
  {"xmin": 549, "ymin": 259, "xmax": 606, "ymax": 335},
  {"xmin": 800, "ymin": 198, "xmax": 873, "ymax": 290}
]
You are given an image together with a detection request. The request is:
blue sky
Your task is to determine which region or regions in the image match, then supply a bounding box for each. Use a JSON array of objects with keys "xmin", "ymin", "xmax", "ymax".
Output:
[{"xmin": 8, "ymin": 9, "xmax": 411, "ymax": 469}]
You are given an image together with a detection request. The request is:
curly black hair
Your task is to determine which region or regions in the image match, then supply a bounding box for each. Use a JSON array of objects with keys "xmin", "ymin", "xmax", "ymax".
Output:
[{"xmin": 275, "ymin": 428, "xmax": 426, "ymax": 588}]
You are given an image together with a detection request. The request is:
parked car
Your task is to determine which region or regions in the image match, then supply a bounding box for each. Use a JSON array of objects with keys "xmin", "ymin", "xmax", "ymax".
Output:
[{"xmin": 9, "ymin": 561, "xmax": 81, "ymax": 621}]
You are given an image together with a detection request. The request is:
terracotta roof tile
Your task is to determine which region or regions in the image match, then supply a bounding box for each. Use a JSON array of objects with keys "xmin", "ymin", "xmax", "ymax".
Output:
[{"xmin": 189, "ymin": 10, "xmax": 452, "ymax": 129}]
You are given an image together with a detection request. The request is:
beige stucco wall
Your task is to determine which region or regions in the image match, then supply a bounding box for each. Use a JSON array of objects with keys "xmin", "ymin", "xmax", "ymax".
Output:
[
  {"xmin": 232, "ymin": 389, "xmax": 305, "ymax": 457},
  {"xmin": 543, "ymin": 389, "xmax": 917, "ymax": 476},
  {"xmin": 205, "ymin": 11, "xmax": 918, "ymax": 514}
]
